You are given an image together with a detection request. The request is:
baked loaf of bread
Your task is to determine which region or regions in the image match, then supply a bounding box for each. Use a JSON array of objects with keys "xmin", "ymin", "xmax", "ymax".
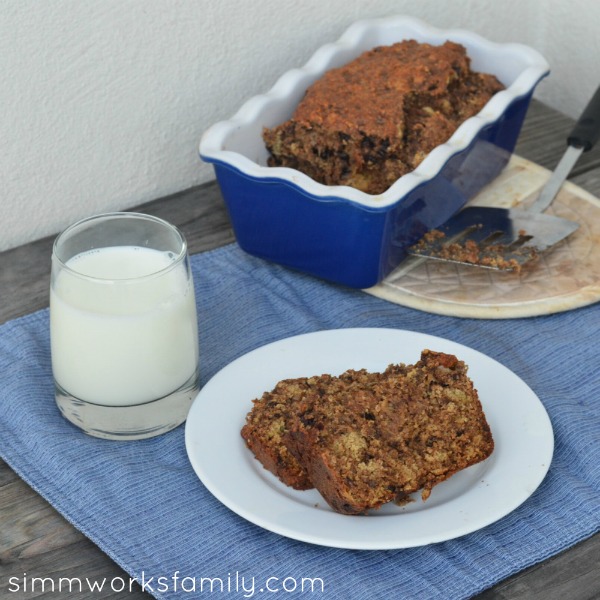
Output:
[
  {"xmin": 241, "ymin": 350, "xmax": 494, "ymax": 515},
  {"xmin": 263, "ymin": 40, "xmax": 504, "ymax": 195}
]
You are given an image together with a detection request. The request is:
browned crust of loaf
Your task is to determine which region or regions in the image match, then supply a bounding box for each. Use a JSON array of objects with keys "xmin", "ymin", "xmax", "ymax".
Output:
[
  {"xmin": 289, "ymin": 351, "xmax": 494, "ymax": 515},
  {"xmin": 263, "ymin": 40, "xmax": 504, "ymax": 195}
]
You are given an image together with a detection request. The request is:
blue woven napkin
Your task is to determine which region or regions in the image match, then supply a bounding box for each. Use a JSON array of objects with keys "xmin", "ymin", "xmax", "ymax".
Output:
[{"xmin": 1, "ymin": 243, "xmax": 599, "ymax": 599}]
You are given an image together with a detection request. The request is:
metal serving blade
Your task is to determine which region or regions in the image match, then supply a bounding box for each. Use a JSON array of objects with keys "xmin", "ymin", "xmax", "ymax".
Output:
[
  {"xmin": 409, "ymin": 84, "xmax": 600, "ymax": 271},
  {"xmin": 427, "ymin": 205, "xmax": 580, "ymax": 249},
  {"xmin": 410, "ymin": 206, "xmax": 580, "ymax": 271}
]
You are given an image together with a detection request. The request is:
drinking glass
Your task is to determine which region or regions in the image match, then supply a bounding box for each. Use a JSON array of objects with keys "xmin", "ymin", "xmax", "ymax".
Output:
[{"xmin": 50, "ymin": 212, "xmax": 199, "ymax": 440}]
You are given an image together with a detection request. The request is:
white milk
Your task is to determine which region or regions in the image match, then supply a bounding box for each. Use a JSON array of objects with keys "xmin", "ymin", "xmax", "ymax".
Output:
[{"xmin": 50, "ymin": 246, "xmax": 198, "ymax": 406}]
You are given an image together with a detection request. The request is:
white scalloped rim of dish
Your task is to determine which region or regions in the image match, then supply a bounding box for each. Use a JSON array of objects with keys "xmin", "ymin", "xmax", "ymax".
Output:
[{"xmin": 200, "ymin": 15, "xmax": 550, "ymax": 209}]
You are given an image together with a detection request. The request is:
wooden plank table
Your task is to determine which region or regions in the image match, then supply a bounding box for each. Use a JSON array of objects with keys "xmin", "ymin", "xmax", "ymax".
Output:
[{"xmin": 1, "ymin": 100, "xmax": 599, "ymax": 599}]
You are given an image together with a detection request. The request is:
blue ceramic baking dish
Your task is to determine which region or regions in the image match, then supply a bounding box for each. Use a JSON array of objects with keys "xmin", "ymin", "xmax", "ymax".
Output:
[{"xmin": 200, "ymin": 16, "xmax": 549, "ymax": 289}]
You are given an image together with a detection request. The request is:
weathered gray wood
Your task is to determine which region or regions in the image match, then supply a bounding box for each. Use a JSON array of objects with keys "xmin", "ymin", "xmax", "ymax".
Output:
[
  {"xmin": 475, "ymin": 533, "xmax": 600, "ymax": 600},
  {"xmin": 1, "ymin": 99, "xmax": 598, "ymax": 600},
  {"xmin": 0, "ymin": 183, "xmax": 234, "ymax": 325}
]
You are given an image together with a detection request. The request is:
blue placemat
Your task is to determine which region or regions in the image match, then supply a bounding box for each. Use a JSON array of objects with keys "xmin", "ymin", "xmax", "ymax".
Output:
[{"xmin": 1, "ymin": 243, "xmax": 599, "ymax": 599}]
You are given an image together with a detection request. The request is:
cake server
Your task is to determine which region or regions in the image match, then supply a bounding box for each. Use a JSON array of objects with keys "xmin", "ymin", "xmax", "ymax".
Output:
[{"xmin": 408, "ymin": 84, "xmax": 600, "ymax": 271}]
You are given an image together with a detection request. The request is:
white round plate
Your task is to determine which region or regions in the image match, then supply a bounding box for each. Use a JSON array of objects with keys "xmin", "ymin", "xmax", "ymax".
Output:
[{"xmin": 185, "ymin": 328, "xmax": 554, "ymax": 550}]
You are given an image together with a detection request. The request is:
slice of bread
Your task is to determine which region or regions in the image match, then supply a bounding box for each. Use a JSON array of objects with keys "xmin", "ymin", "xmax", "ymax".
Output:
[
  {"xmin": 241, "ymin": 350, "xmax": 494, "ymax": 514},
  {"xmin": 241, "ymin": 368, "xmax": 386, "ymax": 490}
]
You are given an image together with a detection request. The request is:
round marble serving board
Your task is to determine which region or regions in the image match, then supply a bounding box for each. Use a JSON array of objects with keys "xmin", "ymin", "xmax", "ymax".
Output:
[{"xmin": 366, "ymin": 155, "xmax": 600, "ymax": 319}]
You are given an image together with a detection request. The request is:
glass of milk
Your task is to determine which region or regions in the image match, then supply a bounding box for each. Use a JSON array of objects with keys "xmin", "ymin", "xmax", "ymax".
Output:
[{"xmin": 50, "ymin": 212, "xmax": 199, "ymax": 440}]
